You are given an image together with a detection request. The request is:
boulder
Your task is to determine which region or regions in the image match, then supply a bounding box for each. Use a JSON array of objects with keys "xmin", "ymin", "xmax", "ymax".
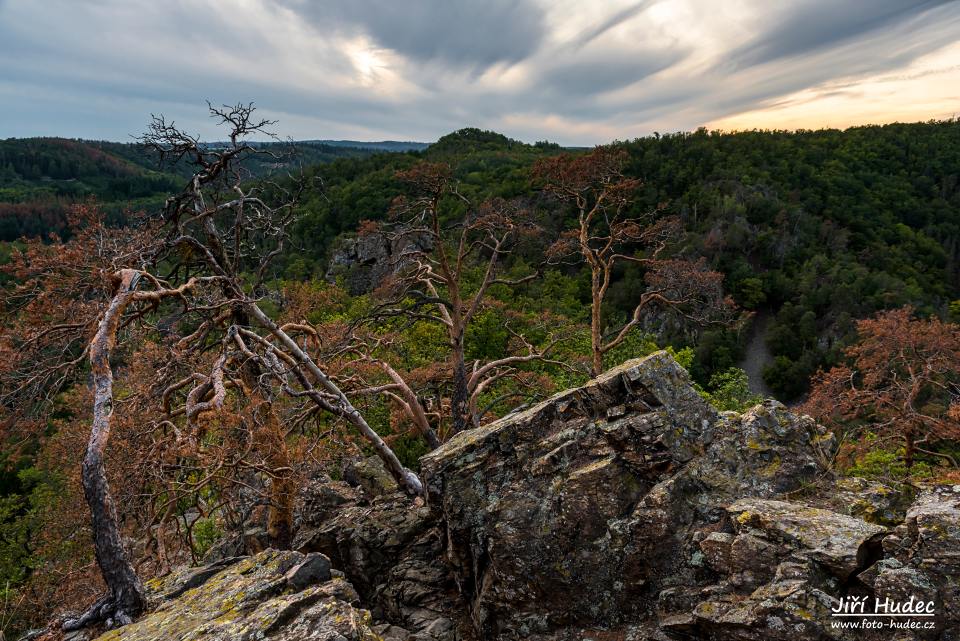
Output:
[
  {"xmin": 827, "ymin": 477, "xmax": 915, "ymax": 526},
  {"xmin": 94, "ymin": 549, "xmax": 379, "ymax": 641},
  {"xmin": 420, "ymin": 352, "xmax": 831, "ymax": 639},
  {"xmin": 727, "ymin": 499, "xmax": 886, "ymax": 580},
  {"xmin": 107, "ymin": 351, "xmax": 960, "ymax": 641},
  {"xmin": 285, "ymin": 552, "xmax": 333, "ymax": 590},
  {"xmin": 347, "ymin": 455, "xmax": 400, "ymax": 498},
  {"xmin": 293, "ymin": 493, "xmax": 466, "ymax": 640},
  {"xmin": 420, "ymin": 352, "xmax": 717, "ymax": 637},
  {"xmin": 874, "ymin": 485, "xmax": 960, "ymax": 638}
]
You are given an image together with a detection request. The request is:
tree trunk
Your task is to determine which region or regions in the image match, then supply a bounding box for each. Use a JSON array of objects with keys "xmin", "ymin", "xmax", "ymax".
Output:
[
  {"xmin": 904, "ymin": 427, "xmax": 916, "ymax": 470},
  {"xmin": 451, "ymin": 342, "xmax": 470, "ymax": 434},
  {"xmin": 590, "ymin": 268, "xmax": 603, "ymax": 377},
  {"xmin": 256, "ymin": 402, "xmax": 294, "ymax": 549},
  {"xmin": 246, "ymin": 302, "xmax": 425, "ymax": 497},
  {"xmin": 67, "ymin": 270, "xmax": 146, "ymax": 629}
]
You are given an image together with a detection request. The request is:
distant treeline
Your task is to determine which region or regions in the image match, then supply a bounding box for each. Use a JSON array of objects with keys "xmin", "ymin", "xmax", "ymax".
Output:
[
  {"xmin": 2, "ymin": 122, "xmax": 959, "ymax": 399},
  {"xmin": 283, "ymin": 122, "xmax": 960, "ymax": 398},
  {"xmin": 0, "ymin": 137, "xmax": 386, "ymax": 240}
]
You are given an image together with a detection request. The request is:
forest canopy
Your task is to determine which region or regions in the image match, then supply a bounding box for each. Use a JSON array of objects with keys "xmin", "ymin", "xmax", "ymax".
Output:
[{"xmin": 1, "ymin": 111, "xmax": 959, "ymax": 636}]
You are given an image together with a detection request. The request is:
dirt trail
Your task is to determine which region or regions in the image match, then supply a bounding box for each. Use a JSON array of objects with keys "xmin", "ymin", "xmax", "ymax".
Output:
[{"xmin": 740, "ymin": 311, "xmax": 775, "ymax": 399}]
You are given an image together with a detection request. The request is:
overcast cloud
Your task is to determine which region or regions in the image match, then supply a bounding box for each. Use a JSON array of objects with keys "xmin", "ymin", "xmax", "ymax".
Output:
[{"xmin": 1, "ymin": 0, "xmax": 958, "ymax": 145}]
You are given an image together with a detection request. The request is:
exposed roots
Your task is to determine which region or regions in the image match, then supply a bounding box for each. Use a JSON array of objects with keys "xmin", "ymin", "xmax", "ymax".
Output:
[{"xmin": 62, "ymin": 591, "xmax": 142, "ymax": 632}]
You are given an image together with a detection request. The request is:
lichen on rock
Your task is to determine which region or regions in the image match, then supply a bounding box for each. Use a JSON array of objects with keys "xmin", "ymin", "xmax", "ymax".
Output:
[{"xmin": 93, "ymin": 549, "xmax": 380, "ymax": 641}]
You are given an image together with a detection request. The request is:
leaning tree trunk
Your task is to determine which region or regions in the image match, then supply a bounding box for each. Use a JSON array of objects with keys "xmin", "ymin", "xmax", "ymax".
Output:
[
  {"xmin": 65, "ymin": 270, "xmax": 146, "ymax": 631},
  {"xmin": 246, "ymin": 302, "xmax": 425, "ymax": 497}
]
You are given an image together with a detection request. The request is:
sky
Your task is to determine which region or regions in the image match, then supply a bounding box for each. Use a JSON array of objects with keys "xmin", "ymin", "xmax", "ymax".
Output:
[{"xmin": 1, "ymin": 0, "xmax": 959, "ymax": 146}]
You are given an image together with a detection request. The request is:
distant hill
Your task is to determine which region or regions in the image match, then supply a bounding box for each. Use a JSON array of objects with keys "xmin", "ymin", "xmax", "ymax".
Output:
[
  {"xmin": 0, "ymin": 136, "xmax": 418, "ymax": 240},
  {"xmin": 283, "ymin": 120, "xmax": 960, "ymax": 401},
  {"xmin": 6, "ymin": 121, "xmax": 960, "ymax": 403},
  {"xmin": 302, "ymin": 140, "xmax": 430, "ymax": 152}
]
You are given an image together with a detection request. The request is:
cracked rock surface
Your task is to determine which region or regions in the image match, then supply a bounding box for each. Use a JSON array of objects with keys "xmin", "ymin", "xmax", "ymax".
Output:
[
  {"xmin": 93, "ymin": 550, "xmax": 379, "ymax": 641},
  {"xmin": 92, "ymin": 351, "xmax": 960, "ymax": 641}
]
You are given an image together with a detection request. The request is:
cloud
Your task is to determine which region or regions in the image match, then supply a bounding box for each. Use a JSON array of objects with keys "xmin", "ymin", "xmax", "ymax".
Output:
[
  {"xmin": 570, "ymin": 0, "xmax": 658, "ymax": 50},
  {"xmin": 538, "ymin": 46, "xmax": 687, "ymax": 96},
  {"xmin": 278, "ymin": 0, "xmax": 547, "ymax": 71},
  {"xmin": 728, "ymin": 0, "xmax": 953, "ymax": 69},
  {"xmin": 2, "ymin": 0, "xmax": 960, "ymax": 145}
]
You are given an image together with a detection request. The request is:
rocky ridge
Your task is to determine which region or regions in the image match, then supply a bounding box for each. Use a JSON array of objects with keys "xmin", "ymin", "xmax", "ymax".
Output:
[{"xmin": 85, "ymin": 351, "xmax": 959, "ymax": 641}]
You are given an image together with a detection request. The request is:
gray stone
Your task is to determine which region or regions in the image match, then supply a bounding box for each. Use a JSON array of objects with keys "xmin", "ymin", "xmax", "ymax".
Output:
[
  {"xmin": 285, "ymin": 552, "xmax": 333, "ymax": 590},
  {"xmin": 93, "ymin": 351, "xmax": 960, "ymax": 641},
  {"xmin": 94, "ymin": 550, "xmax": 376, "ymax": 641},
  {"xmin": 727, "ymin": 498, "xmax": 886, "ymax": 580}
]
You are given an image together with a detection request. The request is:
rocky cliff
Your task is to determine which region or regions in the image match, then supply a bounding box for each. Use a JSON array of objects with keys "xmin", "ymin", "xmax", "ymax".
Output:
[
  {"xmin": 324, "ymin": 230, "xmax": 432, "ymax": 294},
  {"xmin": 82, "ymin": 352, "xmax": 959, "ymax": 641}
]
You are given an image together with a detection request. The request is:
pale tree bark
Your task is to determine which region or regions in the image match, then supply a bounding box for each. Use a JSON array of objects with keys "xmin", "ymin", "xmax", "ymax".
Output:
[
  {"xmin": 65, "ymin": 269, "xmax": 208, "ymax": 630},
  {"xmin": 64, "ymin": 270, "xmax": 147, "ymax": 629},
  {"xmin": 245, "ymin": 303, "xmax": 425, "ymax": 496}
]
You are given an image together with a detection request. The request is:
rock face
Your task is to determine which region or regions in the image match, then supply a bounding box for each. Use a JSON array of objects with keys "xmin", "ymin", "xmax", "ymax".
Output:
[
  {"xmin": 325, "ymin": 231, "xmax": 432, "ymax": 294},
  {"xmin": 92, "ymin": 351, "xmax": 960, "ymax": 641},
  {"xmin": 419, "ymin": 351, "xmax": 952, "ymax": 640},
  {"xmin": 293, "ymin": 490, "xmax": 467, "ymax": 640},
  {"xmin": 726, "ymin": 499, "xmax": 886, "ymax": 580},
  {"xmin": 420, "ymin": 352, "xmax": 721, "ymax": 637},
  {"xmin": 94, "ymin": 550, "xmax": 379, "ymax": 641}
]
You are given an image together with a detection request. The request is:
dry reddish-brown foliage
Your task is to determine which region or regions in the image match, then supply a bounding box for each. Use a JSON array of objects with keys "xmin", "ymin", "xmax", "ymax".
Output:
[
  {"xmin": 355, "ymin": 162, "xmax": 570, "ymax": 435},
  {"xmin": 535, "ymin": 147, "xmax": 736, "ymax": 375},
  {"xmin": 803, "ymin": 307, "xmax": 960, "ymax": 471},
  {"xmin": 0, "ymin": 104, "xmax": 425, "ymax": 633}
]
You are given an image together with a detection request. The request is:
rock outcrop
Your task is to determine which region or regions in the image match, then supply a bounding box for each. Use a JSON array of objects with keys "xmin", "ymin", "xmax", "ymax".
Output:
[
  {"xmin": 94, "ymin": 550, "xmax": 378, "ymax": 641},
  {"xmin": 325, "ymin": 231, "xmax": 432, "ymax": 294},
  {"xmin": 88, "ymin": 351, "xmax": 959, "ymax": 641},
  {"xmin": 419, "ymin": 351, "xmax": 951, "ymax": 640},
  {"xmin": 293, "ymin": 492, "xmax": 467, "ymax": 640}
]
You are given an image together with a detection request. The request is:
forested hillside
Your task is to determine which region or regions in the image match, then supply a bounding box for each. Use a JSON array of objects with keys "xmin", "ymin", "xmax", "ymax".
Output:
[
  {"xmin": 0, "ymin": 137, "xmax": 384, "ymax": 240},
  {"xmin": 1, "ymin": 116, "xmax": 959, "ymax": 636},
  {"xmin": 3, "ymin": 122, "xmax": 958, "ymax": 396},
  {"xmin": 281, "ymin": 121, "xmax": 960, "ymax": 398}
]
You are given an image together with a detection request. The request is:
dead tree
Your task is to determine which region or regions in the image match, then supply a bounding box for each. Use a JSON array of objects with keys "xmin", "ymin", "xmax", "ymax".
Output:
[
  {"xmin": 1, "ymin": 103, "xmax": 424, "ymax": 632},
  {"xmin": 535, "ymin": 147, "xmax": 736, "ymax": 375},
  {"xmin": 360, "ymin": 163, "xmax": 568, "ymax": 435},
  {"xmin": 69, "ymin": 271, "xmax": 218, "ymax": 628},
  {"xmin": 0, "ymin": 204, "xmax": 232, "ymax": 627},
  {"xmin": 136, "ymin": 103, "xmax": 423, "ymax": 497}
]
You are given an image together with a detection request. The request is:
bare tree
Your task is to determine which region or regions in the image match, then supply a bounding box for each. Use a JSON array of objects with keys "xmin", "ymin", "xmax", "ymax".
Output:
[
  {"xmin": 0, "ymin": 209, "xmax": 181, "ymax": 627},
  {"xmin": 535, "ymin": 147, "xmax": 736, "ymax": 375},
  {"xmin": 359, "ymin": 162, "xmax": 568, "ymax": 435},
  {"xmin": 1, "ymin": 103, "xmax": 425, "ymax": 632},
  {"xmin": 139, "ymin": 103, "xmax": 424, "ymax": 496}
]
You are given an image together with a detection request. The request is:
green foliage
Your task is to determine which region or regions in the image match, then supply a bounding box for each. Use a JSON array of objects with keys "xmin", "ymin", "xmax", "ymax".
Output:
[
  {"xmin": 190, "ymin": 517, "xmax": 222, "ymax": 559},
  {"xmin": 733, "ymin": 277, "xmax": 766, "ymax": 309},
  {"xmin": 465, "ymin": 309, "xmax": 511, "ymax": 361},
  {"xmin": 667, "ymin": 346, "xmax": 695, "ymax": 371},
  {"xmin": 700, "ymin": 367, "xmax": 762, "ymax": 412},
  {"xmin": 0, "ymin": 137, "xmax": 380, "ymax": 242},
  {"xmin": 602, "ymin": 331, "xmax": 662, "ymax": 371},
  {"xmin": 0, "ymin": 464, "xmax": 63, "ymax": 628},
  {"xmin": 845, "ymin": 446, "xmax": 932, "ymax": 481},
  {"xmin": 391, "ymin": 433, "xmax": 432, "ymax": 471}
]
